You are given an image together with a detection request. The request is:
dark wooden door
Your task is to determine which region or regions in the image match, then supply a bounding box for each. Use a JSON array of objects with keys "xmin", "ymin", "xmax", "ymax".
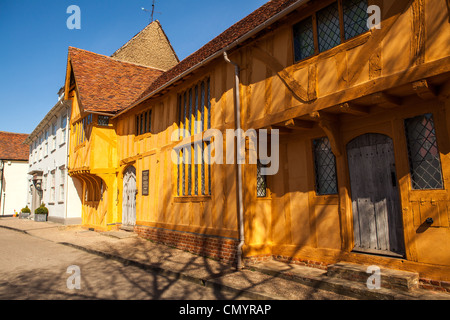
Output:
[{"xmin": 347, "ymin": 134, "xmax": 405, "ymax": 257}]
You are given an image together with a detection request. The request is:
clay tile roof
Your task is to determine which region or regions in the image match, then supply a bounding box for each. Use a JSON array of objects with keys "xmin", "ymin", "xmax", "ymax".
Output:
[
  {"xmin": 68, "ymin": 47, "xmax": 164, "ymax": 113},
  {"xmin": 0, "ymin": 132, "xmax": 29, "ymax": 161},
  {"xmin": 134, "ymin": 0, "xmax": 298, "ymax": 102}
]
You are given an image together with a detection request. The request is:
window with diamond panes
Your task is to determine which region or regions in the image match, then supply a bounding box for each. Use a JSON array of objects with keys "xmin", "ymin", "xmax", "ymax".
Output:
[
  {"xmin": 313, "ymin": 137, "xmax": 338, "ymax": 195},
  {"xmin": 317, "ymin": 2, "xmax": 341, "ymax": 53},
  {"xmin": 293, "ymin": 17, "xmax": 315, "ymax": 62},
  {"xmin": 98, "ymin": 115, "xmax": 110, "ymax": 126},
  {"xmin": 343, "ymin": 0, "xmax": 369, "ymax": 40},
  {"xmin": 292, "ymin": 0, "xmax": 370, "ymax": 63},
  {"xmin": 405, "ymin": 114, "xmax": 444, "ymax": 190},
  {"xmin": 257, "ymin": 161, "xmax": 268, "ymax": 198}
]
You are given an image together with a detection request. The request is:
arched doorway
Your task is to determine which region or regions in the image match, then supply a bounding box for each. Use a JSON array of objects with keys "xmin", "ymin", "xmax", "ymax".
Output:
[
  {"xmin": 347, "ymin": 133, "xmax": 405, "ymax": 257},
  {"xmin": 122, "ymin": 166, "xmax": 136, "ymax": 228}
]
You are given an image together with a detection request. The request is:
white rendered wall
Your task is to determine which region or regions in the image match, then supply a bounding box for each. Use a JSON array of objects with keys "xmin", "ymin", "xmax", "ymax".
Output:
[
  {"xmin": 27, "ymin": 103, "xmax": 81, "ymax": 223},
  {"xmin": 1, "ymin": 161, "xmax": 29, "ymax": 216}
]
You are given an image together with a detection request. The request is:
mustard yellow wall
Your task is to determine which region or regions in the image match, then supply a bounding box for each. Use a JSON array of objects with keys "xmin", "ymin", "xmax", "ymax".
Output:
[
  {"xmin": 113, "ymin": 0, "xmax": 450, "ymax": 279},
  {"xmin": 67, "ymin": 86, "xmax": 120, "ymax": 231}
]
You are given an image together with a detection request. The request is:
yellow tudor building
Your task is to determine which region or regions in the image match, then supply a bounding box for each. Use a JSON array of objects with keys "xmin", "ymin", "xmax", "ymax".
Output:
[
  {"xmin": 64, "ymin": 21, "xmax": 178, "ymax": 231},
  {"xmin": 65, "ymin": 0, "xmax": 450, "ymax": 288}
]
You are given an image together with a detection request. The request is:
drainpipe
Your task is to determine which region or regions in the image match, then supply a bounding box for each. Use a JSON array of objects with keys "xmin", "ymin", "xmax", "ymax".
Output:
[{"xmin": 223, "ymin": 51, "xmax": 245, "ymax": 270}]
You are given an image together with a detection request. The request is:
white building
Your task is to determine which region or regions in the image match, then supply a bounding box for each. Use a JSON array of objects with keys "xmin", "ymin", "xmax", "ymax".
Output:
[
  {"xmin": 0, "ymin": 132, "xmax": 29, "ymax": 216},
  {"xmin": 24, "ymin": 90, "xmax": 82, "ymax": 224}
]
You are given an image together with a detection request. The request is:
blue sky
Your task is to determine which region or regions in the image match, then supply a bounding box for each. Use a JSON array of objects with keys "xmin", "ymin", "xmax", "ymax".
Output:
[{"xmin": 0, "ymin": 0, "xmax": 267, "ymax": 134}]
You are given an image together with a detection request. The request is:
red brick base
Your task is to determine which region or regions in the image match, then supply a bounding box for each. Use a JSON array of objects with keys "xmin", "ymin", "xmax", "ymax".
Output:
[
  {"xmin": 419, "ymin": 278, "xmax": 450, "ymax": 294},
  {"xmin": 134, "ymin": 225, "xmax": 239, "ymax": 265}
]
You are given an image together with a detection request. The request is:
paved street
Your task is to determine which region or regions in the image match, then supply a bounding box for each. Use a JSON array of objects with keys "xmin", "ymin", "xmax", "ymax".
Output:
[{"xmin": 0, "ymin": 228, "xmax": 244, "ymax": 300}]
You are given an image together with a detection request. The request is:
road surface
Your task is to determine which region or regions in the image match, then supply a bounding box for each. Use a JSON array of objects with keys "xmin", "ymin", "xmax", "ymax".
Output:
[{"xmin": 0, "ymin": 227, "xmax": 244, "ymax": 300}]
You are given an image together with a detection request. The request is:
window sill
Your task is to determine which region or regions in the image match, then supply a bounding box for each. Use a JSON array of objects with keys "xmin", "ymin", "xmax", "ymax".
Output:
[
  {"xmin": 174, "ymin": 195, "xmax": 212, "ymax": 203},
  {"xmin": 59, "ymin": 142, "xmax": 66, "ymax": 148},
  {"xmin": 312, "ymin": 194, "xmax": 339, "ymax": 205},
  {"xmin": 134, "ymin": 132, "xmax": 153, "ymax": 142}
]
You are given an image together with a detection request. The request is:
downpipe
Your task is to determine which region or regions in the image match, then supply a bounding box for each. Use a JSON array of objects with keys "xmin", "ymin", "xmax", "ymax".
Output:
[{"xmin": 223, "ymin": 51, "xmax": 245, "ymax": 270}]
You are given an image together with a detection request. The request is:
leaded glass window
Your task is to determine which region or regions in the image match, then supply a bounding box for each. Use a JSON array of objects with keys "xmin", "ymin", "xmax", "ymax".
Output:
[
  {"xmin": 177, "ymin": 78, "xmax": 212, "ymax": 197},
  {"xmin": 293, "ymin": 17, "xmax": 315, "ymax": 62},
  {"xmin": 98, "ymin": 116, "xmax": 110, "ymax": 126},
  {"xmin": 313, "ymin": 137, "xmax": 338, "ymax": 195},
  {"xmin": 405, "ymin": 114, "xmax": 444, "ymax": 190},
  {"xmin": 317, "ymin": 2, "xmax": 341, "ymax": 53},
  {"xmin": 343, "ymin": 0, "xmax": 369, "ymax": 40},
  {"xmin": 257, "ymin": 161, "xmax": 268, "ymax": 198}
]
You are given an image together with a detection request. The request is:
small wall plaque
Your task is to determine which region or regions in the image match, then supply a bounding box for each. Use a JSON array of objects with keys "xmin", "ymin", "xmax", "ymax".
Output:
[{"xmin": 142, "ymin": 170, "xmax": 149, "ymax": 196}]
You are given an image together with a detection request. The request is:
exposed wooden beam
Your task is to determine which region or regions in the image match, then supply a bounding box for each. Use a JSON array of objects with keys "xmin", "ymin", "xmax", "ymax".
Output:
[
  {"xmin": 263, "ymin": 125, "xmax": 292, "ymax": 135},
  {"xmin": 369, "ymin": 92, "xmax": 402, "ymax": 108},
  {"xmin": 252, "ymin": 45, "xmax": 312, "ymax": 103},
  {"xmin": 283, "ymin": 118, "xmax": 315, "ymax": 130},
  {"xmin": 338, "ymin": 103, "xmax": 370, "ymax": 116},
  {"xmin": 246, "ymin": 56, "xmax": 450, "ymax": 131},
  {"xmin": 413, "ymin": 79, "xmax": 437, "ymax": 100}
]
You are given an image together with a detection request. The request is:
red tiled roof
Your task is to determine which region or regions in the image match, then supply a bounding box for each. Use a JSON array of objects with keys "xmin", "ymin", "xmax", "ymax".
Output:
[
  {"xmin": 0, "ymin": 132, "xmax": 29, "ymax": 161},
  {"xmin": 68, "ymin": 47, "xmax": 164, "ymax": 113},
  {"xmin": 134, "ymin": 0, "xmax": 299, "ymax": 103}
]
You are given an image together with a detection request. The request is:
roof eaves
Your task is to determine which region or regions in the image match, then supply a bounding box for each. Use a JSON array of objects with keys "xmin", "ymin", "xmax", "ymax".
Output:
[{"xmin": 112, "ymin": 0, "xmax": 310, "ymax": 119}]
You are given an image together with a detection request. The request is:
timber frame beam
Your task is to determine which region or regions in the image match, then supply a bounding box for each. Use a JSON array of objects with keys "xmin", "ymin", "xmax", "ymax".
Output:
[
  {"xmin": 338, "ymin": 103, "xmax": 370, "ymax": 116},
  {"xmin": 282, "ymin": 118, "xmax": 315, "ymax": 130}
]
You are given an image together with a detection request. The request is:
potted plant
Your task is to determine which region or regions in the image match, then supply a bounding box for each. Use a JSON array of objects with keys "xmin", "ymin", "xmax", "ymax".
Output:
[
  {"xmin": 19, "ymin": 206, "xmax": 31, "ymax": 219},
  {"xmin": 34, "ymin": 203, "xmax": 48, "ymax": 222}
]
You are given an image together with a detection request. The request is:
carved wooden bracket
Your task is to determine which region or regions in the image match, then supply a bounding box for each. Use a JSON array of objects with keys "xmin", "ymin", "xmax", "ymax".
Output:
[
  {"xmin": 412, "ymin": 79, "xmax": 437, "ymax": 100},
  {"xmin": 368, "ymin": 92, "xmax": 402, "ymax": 108},
  {"xmin": 309, "ymin": 111, "xmax": 342, "ymax": 156},
  {"xmin": 252, "ymin": 46, "xmax": 316, "ymax": 103},
  {"xmin": 284, "ymin": 118, "xmax": 315, "ymax": 130}
]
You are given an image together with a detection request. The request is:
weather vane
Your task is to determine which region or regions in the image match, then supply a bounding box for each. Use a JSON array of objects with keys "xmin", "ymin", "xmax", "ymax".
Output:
[{"xmin": 141, "ymin": 0, "xmax": 161, "ymax": 23}]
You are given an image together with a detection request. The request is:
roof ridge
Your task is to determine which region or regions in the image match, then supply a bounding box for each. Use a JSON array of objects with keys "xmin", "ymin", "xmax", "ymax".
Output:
[
  {"xmin": 69, "ymin": 46, "xmax": 165, "ymax": 72},
  {"xmin": 126, "ymin": 0, "xmax": 299, "ymax": 108},
  {"xmin": 0, "ymin": 131, "xmax": 29, "ymax": 136}
]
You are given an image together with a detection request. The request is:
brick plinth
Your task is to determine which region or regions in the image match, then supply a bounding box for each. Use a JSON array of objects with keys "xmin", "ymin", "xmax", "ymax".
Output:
[
  {"xmin": 419, "ymin": 278, "xmax": 450, "ymax": 294},
  {"xmin": 134, "ymin": 225, "xmax": 239, "ymax": 265}
]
